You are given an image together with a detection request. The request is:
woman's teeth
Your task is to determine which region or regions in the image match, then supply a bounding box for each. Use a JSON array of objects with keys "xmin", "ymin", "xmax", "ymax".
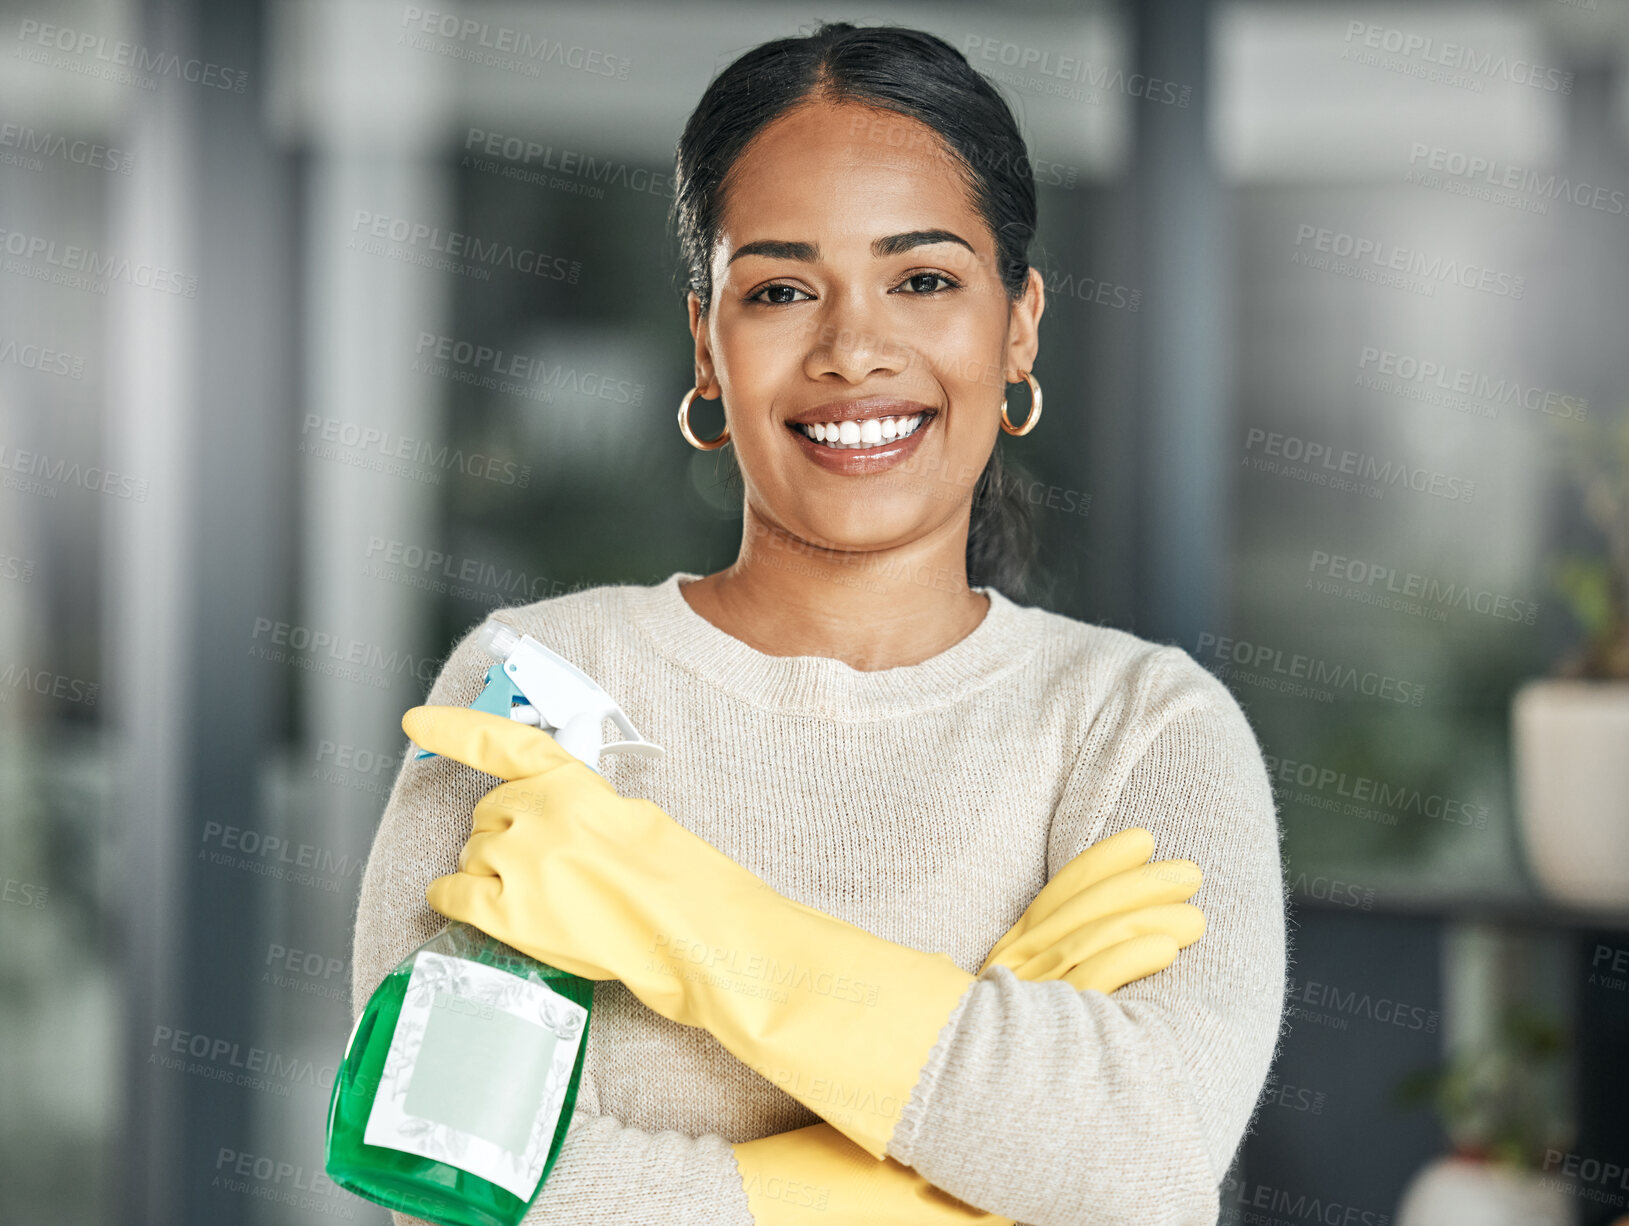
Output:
[{"xmin": 797, "ymin": 413, "xmax": 927, "ymax": 450}]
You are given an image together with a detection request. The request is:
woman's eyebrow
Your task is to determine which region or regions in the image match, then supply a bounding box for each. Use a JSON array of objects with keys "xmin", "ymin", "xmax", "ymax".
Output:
[
  {"xmin": 727, "ymin": 229, "xmax": 975, "ymax": 266},
  {"xmin": 873, "ymin": 229, "xmax": 974, "ymax": 258}
]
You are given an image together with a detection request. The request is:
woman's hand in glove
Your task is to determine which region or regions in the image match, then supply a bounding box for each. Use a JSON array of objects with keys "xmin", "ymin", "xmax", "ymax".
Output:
[
  {"xmin": 979, "ymin": 827, "xmax": 1205, "ymax": 990},
  {"xmin": 409, "ymin": 703, "xmax": 1202, "ymax": 1164},
  {"xmin": 730, "ymin": 829, "xmax": 1207, "ymax": 1226},
  {"xmin": 411, "ymin": 704, "xmax": 746, "ymax": 995},
  {"xmin": 409, "ymin": 703, "xmax": 979, "ymax": 1159}
]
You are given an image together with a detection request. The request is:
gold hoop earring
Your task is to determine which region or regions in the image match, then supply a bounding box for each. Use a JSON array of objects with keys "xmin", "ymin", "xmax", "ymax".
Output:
[
  {"xmin": 1000, "ymin": 371, "xmax": 1042, "ymax": 437},
  {"xmin": 678, "ymin": 386, "xmax": 730, "ymax": 450}
]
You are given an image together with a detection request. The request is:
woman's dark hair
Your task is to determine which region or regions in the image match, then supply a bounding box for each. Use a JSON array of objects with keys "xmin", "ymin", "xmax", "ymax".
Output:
[{"xmin": 670, "ymin": 20, "xmax": 1041, "ymax": 602}]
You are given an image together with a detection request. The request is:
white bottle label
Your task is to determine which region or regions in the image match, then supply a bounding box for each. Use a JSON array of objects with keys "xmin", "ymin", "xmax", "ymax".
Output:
[{"xmin": 364, "ymin": 951, "xmax": 589, "ymax": 1202}]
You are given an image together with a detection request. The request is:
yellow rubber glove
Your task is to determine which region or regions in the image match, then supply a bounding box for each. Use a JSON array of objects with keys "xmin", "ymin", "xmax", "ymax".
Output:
[
  {"xmin": 411, "ymin": 704, "xmax": 975, "ymax": 1159},
  {"xmin": 730, "ymin": 828, "xmax": 1206, "ymax": 1226},
  {"xmin": 410, "ymin": 706, "xmax": 1206, "ymax": 1164},
  {"xmin": 979, "ymin": 827, "xmax": 1205, "ymax": 988},
  {"xmin": 733, "ymin": 1121, "xmax": 1005, "ymax": 1225}
]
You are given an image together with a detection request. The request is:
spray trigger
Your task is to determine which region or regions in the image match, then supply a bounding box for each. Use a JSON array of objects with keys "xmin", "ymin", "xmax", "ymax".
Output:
[{"xmin": 410, "ymin": 623, "xmax": 664, "ymax": 775}]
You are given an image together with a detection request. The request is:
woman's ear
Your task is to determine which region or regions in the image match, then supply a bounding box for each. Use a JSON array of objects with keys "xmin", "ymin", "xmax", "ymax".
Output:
[
  {"xmin": 1005, "ymin": 266, "xmax": 1046, "ymax": 379},
  {"xmin": 687, "ymin": 291, "xmax": 718, "ymax": 396}
]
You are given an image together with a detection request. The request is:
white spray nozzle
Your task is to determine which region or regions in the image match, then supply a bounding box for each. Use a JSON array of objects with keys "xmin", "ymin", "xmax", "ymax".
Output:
[
  {"xmin": 477, "ymin": 620, "xmax": 665, "ymax": 773},
  {"xmin": 477, "ymin": 619, "xmax": 523, "ymax": 662}
]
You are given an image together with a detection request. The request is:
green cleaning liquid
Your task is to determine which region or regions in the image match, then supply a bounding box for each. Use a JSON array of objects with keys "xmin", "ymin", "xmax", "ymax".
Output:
[
  {"xmin": 324, "ymin": 921, "xmax": 594, "ymax": 1226},
  {"xmin": 326, "ymin": 621, "xmax": 666, "ymax": 1226}
]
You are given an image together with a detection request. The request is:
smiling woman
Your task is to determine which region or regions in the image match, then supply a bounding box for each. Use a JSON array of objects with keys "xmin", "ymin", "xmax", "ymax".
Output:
[
  {"xmin": 671, "ymin": 24, "xmax": 1049, "ymax": 664},
  {"xmin": 350, "ymin": 19, "xmax": 1287, "ymax": 1226}
]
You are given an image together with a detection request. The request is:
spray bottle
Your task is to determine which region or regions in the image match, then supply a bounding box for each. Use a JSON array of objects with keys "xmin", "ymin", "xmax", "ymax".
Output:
[{"xmin": 324, "ymin": 619, "xmax": 664, "ymax": 1226}]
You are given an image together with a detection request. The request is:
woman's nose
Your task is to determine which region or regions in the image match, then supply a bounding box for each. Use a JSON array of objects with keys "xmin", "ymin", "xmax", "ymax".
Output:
[{"xmin": 802, "ymin": 293, "xmax": 912, "ymax": 384}]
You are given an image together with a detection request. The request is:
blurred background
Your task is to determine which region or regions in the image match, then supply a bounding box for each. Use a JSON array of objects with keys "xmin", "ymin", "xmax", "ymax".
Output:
[{"xmin": 3, "ymin": 0, "xmax": 1629, "ymax": 1222}]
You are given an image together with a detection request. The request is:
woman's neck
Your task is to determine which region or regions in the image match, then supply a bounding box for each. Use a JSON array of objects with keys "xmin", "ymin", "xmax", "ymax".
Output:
[{"xmin": 679, "ymin": 513, "xmax": 990, "ymax": 672}]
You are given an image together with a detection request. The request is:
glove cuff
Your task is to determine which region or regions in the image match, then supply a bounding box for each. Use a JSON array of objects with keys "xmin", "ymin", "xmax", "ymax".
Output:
[{"xmin": 667, "ymin": 896, "xmax": 977, "ymax": 1160}]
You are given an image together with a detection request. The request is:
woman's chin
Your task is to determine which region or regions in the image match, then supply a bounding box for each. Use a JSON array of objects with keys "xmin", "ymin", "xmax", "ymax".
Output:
[{"xmin": 776, "ymin": 507, "xmax": 934, "ymax": 560}]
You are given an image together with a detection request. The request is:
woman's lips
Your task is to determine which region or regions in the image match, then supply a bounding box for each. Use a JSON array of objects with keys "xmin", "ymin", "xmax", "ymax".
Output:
[{"xmin": 785, "ymin": 412, "xmax": 936, "ymax": 475}]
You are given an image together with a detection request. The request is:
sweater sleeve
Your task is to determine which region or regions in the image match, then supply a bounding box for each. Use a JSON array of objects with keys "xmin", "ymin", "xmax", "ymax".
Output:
[
  {"xmin": 509, "ymin": 1111, "xmax": 755, "ymax": 1226},
  {"xmin": 348, "ymin": 617, "xmax": 757, "ymax": 1226},
  {"xmin": 379, "ymin": 1113, "xmax": 755, "ymax": 1226},
  {"xmin": 883, "ymin": 646, "xmax": 1288, "ymax": 1226}
]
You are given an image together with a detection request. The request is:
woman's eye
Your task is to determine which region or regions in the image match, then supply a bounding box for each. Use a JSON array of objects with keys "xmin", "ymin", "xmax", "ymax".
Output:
[
  {"xmin": 746, "ymin": 274, "xmax": 959, "ymax": 305},
  {"xmin": 895, "ymin": 272, "xmax": 959, "ymax": 295},
  {"xmin": 748, "ymin": 284, "xmax": 812, "ymax": 305}
]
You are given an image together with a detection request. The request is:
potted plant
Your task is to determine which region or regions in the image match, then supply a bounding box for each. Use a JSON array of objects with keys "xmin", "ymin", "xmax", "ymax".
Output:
[
  {"xmin": 1393, "ymin": 1006, "xmax": 1571, "ymax": 1226},
  {"xmin": 1511, "ymin": 407, "xmax": 1629, "ymax": 911}
]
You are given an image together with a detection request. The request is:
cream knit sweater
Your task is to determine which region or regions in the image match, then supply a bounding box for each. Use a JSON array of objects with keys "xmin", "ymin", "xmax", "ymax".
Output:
[{"xmin": 350, "ymin": 571, "xmax": 1287, "ymax": 1226}]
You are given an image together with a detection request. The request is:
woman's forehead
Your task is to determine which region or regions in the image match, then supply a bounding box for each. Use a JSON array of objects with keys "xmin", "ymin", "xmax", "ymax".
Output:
[
  {"xmin": 733, "ymin": 99, "xmax": 961, "ymax": 180},
  {"xmin": 717, "ymin": 106, "xmax": 984, "ymax": 255}
]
